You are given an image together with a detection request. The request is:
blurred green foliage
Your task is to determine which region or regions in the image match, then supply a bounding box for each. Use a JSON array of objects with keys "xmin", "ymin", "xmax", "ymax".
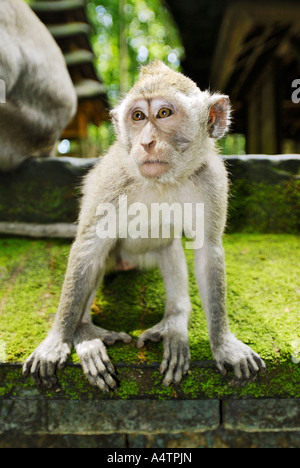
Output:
[
  {"xmin": 27, "ymin": 0, "xmax": 245, "ymax": 156},
  {"xmin": 83, "ymin": 0, "xmax": 184, "ymax": 154},
  {"xmin": 87, "ymin": 0, "xmax": 184, "ymax": 104}
]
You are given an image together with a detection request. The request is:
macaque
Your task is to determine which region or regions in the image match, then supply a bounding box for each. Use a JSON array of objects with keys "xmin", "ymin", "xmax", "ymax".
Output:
[
  {"xmin": 0, "ymin": 0, "xmax": 77, "ymax": 171},
  {"xmin": 23, "ymin": 61, "xmax": 265, "ymax": 390}
]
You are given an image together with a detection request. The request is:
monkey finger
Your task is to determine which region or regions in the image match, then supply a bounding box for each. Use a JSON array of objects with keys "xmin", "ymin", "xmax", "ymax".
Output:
[
  {"xmin": 22, "ymin": 355, "xmax": 34, "ymax": 377},
  {"xmin": 240, "ymin": 360, "xmax": 251, "ymax": 380},
  {"xmin": 162, "ymin": 349, "xmax": 179, "ymax": 386},
  {"xmin": 102, "ymin": 371, "xmax": 117, "ymax": 390},
  {"xmin": 174, "ymin": 354, "xmax": 185, "ymax": 384},
  {"xmin": 162, "ymin": 365, "xmax": 176, "ymax": 387},
  {"xmin": 246, "ymin": 356, "xmax": 259, "ymax": 376},
  {"xmin": 81, "ymin": 357, "xmax": 114, "ymax": 391},
  {"xmin": 183, "ymin": 358, "xmax": 190, "ymax": 375},
  {"xmin": 232, "ymin": 361, "xmax": 245, "ymax": 380},
  {"xmin": 252, "ymin": 353, "xmax": 266, "ymax": 372},
  {"xmin": 103, "ymin": 331, "xmax": 132, "ymax": 346},
  {"xmin": 40, "ymin": 361, "xmax": 57, "ymax": 388},
  {"xmin": 216, "ymin": 361, "xmax": 228, "ymax": 376},
  {"xmin": 86, "ymin": 372, "xmax": 110, "ymax": 393},
  {"xmin": 136, "ymin": 337, "xmax": 145, "ymax": 349},
  {"xmin": 160, "ymin": 341, "xmax": 171, "ymax": 375},
  {"xmin": 58, "ymin": 356, "xmax": 67, "ymax": 370},
  {"xmin": 137, "ymin": 328, "xmax": 163, "ymax": 349},
  {"xmin": 81, "ymin": 355, "xmax": 98, "ymax": 378},
  {"xmin": 91, "ymin": 354, "xmax": 117, "ymax": 388},
  {"xmin": 30, "ymin": 358, "xmax": 42, "ymax": 386},
  {"xmin": 98, "ymin": 344, "xmax": 116, "ymax": 376},
  {"xmin": 85, "ymin": 355, "xmax": 116, "ymax": 391}
]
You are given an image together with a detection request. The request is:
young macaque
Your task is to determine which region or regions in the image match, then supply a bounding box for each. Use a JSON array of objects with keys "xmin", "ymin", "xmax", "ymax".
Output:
[
  {"xmin": 23, "ymin": 61, "xmax": 265, "ymax": 390},
  {"xmin": 0, "ymin": 0, "xmax": 77, "ymax": 171}
]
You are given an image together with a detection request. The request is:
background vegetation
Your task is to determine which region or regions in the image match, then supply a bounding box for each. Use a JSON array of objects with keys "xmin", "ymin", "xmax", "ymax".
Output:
[
  {"xmin": 85, "ymin": 0, "xmax": 185, "ymax": 153},
  {"xmin": 86, "ymin": 0, "xmax": 245, "ymax": 155},
  {"xmin": 26, "ymin": 0, "xmax": 245, "ymax": 155}
]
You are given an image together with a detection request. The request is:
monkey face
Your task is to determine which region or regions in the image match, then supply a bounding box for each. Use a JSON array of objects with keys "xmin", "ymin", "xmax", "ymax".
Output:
[
  {"xmin": 110, "ymin": 61, "xmax": 231, "ymax": 182},
  {"xmin": 127, "ymin": 97, "xmax": 186, "ymax": 179}
]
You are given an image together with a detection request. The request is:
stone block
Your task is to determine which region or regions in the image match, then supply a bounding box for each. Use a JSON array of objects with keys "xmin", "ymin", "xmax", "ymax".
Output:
[
  {"xmin": 0, "ymin": 399, "xmax": 219, "ymax": 435},
  {"xmin": 223, "ymin": 399, "xmax": 300, "ymax": 432}
]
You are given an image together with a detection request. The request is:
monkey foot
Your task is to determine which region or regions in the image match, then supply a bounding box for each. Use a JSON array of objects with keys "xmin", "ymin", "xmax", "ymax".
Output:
[
  {"xmin": 213, "ymin": 333, "xmax": 266, "ymax": 383},
  {"xmin": 136, "ymin": 322, "xmax": 190, "ymax": 386},
  {"xmin": 22, "ymin": 335, "xmax": 71, "ymax": 388},
  {"xmin": 76, "ymin": 337, "xmax": 117, "ymax": 392},
  {"xmin": 74, "ymin": 323, "xmax": 133, "ymax": 392}
]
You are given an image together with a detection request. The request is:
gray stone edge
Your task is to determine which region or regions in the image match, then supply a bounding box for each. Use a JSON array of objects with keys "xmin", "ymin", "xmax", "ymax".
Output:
[{"xmin": 0, "ymin": 399, "xmax": 219, "ymax": 435}]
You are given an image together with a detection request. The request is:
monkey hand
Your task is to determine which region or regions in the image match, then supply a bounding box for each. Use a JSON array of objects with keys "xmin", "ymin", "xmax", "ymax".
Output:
[
  {"xmin": 22, "ymin": 334, "xmax": 71, "ymax": 388},
  {"xmin": 213, "ymin": 332, "xmax": 266, "ymax": 382},
  {"xmin": 136, "ymin": 320, "xmax": 190, "ymax": 386}
]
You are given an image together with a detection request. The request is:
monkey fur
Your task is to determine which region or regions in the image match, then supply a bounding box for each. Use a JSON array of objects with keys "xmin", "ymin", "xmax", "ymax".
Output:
[
  {"xmin": 23, "ymin": 61, "xmax": 265, "ymax": 390},
  {"xmin": 0, "ymin": 0, "xmax": 77, "ymax": 171}
]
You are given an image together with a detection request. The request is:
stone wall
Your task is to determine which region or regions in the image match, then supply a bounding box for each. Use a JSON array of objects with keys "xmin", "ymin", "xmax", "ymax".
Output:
[
  {"xmin": 0, "ymin": 154, "xmax": 299, "ymax": 234},
  {"xmin": 1, "ymin": 394, "xmax": 300, "ymax": 448}
]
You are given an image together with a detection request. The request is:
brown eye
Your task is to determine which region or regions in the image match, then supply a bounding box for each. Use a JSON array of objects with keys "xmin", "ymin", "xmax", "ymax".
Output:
[
  {"xmin": 157, "ymin": 108, "xmax": 172, "ymax": 119},
  {"xmin": 132, "ymin": 110, "xmax": 146, "ymax": 121}
]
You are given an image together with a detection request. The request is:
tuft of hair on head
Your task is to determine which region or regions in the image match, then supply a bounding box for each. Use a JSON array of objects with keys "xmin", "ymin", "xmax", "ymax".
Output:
[
  {"xmin": 133, "ymin": 60, "xmax": 198, "ymax": 97},
  {"xmin": 139, "ymin": 60, "xmax": 170, "ymax": 77}
]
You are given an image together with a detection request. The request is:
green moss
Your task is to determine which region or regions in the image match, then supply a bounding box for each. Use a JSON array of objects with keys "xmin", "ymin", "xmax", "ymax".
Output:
[
  {"xmin": 228, "ymin": 180, "xmax": 300, "ymax": 233},
  {"xmin": 0, "ymin": 234, "xmax": 299, "ymax": 398}
]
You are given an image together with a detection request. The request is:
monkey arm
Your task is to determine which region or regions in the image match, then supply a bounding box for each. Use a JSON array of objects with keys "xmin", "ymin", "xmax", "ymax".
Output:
[{"xmin": 23, "ymin": 229, "xmax": 117, "ymax": 388}]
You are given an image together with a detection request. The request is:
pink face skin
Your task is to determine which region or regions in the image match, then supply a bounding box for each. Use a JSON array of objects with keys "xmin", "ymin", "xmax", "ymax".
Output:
[{"xmin": 127, "ymin": 98, "xmax": 180, "ymax": 179}]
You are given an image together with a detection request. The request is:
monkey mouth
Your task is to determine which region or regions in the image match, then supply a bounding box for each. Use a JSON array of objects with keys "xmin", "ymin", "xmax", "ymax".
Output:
[
  {"xmin": 139, "ymin": 161, "xmax": 171, "ymax": 178},
  {"xmin": 143, "ymin": 160, "xmax": 170, "ymax": 165}
]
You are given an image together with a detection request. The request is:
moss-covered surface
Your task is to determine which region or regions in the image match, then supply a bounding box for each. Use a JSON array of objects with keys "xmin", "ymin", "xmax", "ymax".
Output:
[
  {"xmin": 0, "ymin": 158, "xmax": 92, "ymax": 224},
  {"xmin": 0, "ymin": 234, "xmax": 299, "ymax": 399},
  {"xmin": 227, "ymin": 179, "xmax": 300, "ymax": 233}
]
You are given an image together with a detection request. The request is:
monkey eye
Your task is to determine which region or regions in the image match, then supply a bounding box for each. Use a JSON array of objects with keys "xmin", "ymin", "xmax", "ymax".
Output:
[
  {"xmin": 132, "ymin": 110, "xmax": 146, "ymax": 121},
  {"xmin": 157, "ymin": 108, "xmax": 172, "ymax": 119}
]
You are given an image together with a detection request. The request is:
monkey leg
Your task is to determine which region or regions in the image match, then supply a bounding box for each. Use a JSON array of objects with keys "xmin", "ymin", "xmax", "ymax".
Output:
[
  {"xmin": 137, "ymin": 240, "xmax": 192, "ymax": 386},
  {"xmin": 195, "ymin": 242, "xmax": 266, "ymax": 382}
]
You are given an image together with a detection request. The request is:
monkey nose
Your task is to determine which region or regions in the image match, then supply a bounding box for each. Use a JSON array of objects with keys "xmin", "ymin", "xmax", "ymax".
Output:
[{"xmin": 141, "ymin": 140, "xmax": 156, "ymax": 152}]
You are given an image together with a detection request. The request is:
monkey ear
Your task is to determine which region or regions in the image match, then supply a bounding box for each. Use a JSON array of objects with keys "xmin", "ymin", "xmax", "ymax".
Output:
[{"xmin": 208, "ymin": 95, "xmax": 231, "ymax": 139}]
